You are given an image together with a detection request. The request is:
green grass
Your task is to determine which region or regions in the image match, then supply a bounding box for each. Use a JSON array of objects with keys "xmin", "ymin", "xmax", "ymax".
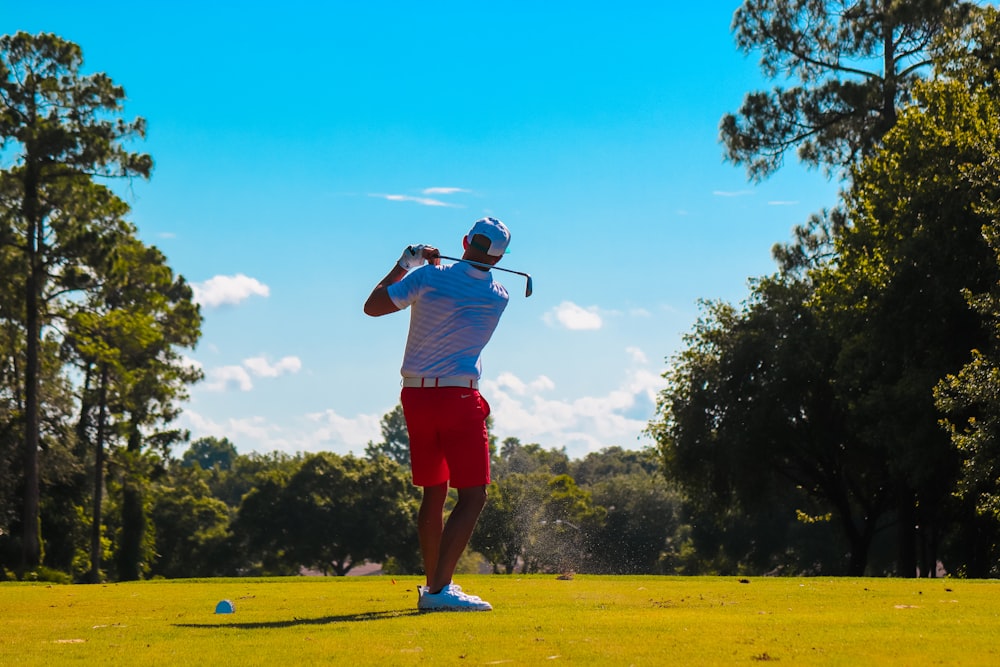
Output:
[{"xmin": 2, "ymin": 575, "xmax": 998, "ymax": 665}]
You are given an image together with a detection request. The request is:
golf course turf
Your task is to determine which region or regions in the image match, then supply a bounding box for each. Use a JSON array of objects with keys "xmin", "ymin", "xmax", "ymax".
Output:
[{"xmin": 2, "ymin": 575, "xmax": 998, "ymax": 665}]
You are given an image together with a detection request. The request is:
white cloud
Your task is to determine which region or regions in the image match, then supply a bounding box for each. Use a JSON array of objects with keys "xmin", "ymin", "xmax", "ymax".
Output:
[
  {"xmin": 192, "ymin": 274, "xmax": 270, "ymax": 308},
  {"xmin": 713, "ymin": 189, "xmax": 754, "ymax": 197},
  {"xmin": 181, "ymin": 408, "xmax": 218, "ymax": 434},
  {"xmin": 481, "ymin": 361, "xmax": 668, "ymax": 458},
  {"xmin": 423, "ymin": 187, "xmax": 469, "ymax": 195},
  {"xmin": 244, "ymin": 355, "xmax": 302, "ymax": 378},
  {"xmin": 544, "ymin": 301, "xmax": 603, "ymax": 330},
  {"xmin": 370, "ymin": 193, "xmax": 462, "ymax": 208},
  {"xmin": 226, "ymin": 416, "xmax": 279, "ymax": 442},
  {"xmin": 495, "ymin": 371, "xmax": 555, "ymax": 395},
  {"xmin": 200, "ymin": 355, "xmax": 301, "ymax": 392},
  {"xmin": 768, "ymin": 200, "xmax": 799, "ymax": 206},
  {"xmin": 626, "ymin": 367, "xmax": 665, "ymax": 403},
  {"xmin": 626, "ymin": 346, "xmax": 648, "ymax": 364},
  {"xmin": 181, "ymin": 407, "xmax": 383, "ymax": 456},
  {"xmin": 180, "ymin": 410, "xmax": 291, "ymax": 452},
  {"xmin": 204, "ymin": 365, "xmax": 253, "ymax": 392},
  {"xmin": 304, "ymin": 409, "xmax": 383, "ymax": 450}
]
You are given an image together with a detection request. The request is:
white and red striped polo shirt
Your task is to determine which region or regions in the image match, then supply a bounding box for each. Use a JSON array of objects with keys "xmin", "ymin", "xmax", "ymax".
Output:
[{"xmin": 387, "ymin": 262, "xmax": 509, "ymax": 381}]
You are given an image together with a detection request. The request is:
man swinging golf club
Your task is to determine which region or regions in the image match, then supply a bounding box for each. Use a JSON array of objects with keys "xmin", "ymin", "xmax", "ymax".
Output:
[{"xmin": 363, "ymin": 217, "xmax": 513, "ymax": 612}]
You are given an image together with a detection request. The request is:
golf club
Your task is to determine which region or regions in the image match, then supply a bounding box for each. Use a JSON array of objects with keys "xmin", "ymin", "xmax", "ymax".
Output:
[{"xmin": 437, "ymin": 254, "xmax": 533, "ymax": 297}]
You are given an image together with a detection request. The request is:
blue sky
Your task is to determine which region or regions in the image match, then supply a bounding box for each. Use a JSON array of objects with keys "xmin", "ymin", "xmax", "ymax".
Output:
[{"xmin": 7, "ymin": 2, "xmax": 841, "ymax": 460}]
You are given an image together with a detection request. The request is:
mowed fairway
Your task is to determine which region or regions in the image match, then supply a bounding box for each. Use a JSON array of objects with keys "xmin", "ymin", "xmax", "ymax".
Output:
[{"xmin": 2, "ymin": 575, "xmax": 998, "ymax": 665}]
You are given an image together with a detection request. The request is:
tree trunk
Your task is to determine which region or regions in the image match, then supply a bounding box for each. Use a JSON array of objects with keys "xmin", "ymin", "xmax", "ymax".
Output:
[
  {"xmin": 896, "ymin": 491, "xmax": 918, "ymax": 577},
  {"xmin": 829, "ymin": 482, "xmax": 880, "ymax": 576},
  {"xmin": 916, "ymin": 503, "xmax": 938, "ymax": 578},
  {"xmin": 961, "ymin": 511, "xmax": 994, "ymax": 579},
  {"xmin": 844, "ymin": 519, "xmax": 875, "ymax": 577},
  {"xmin": 87, "ymin": 364, "xmax": 109, "ymax": 583},
  {"xmin": 117, "ymin": 424, "xmax": 145, "ymax": 581},
  {"xmin": 117, "ymin": 484, "xmax": 143, "ymax": 581},
  {"xmin": 20, "ymin": 169, "xmax": 42, "ymax": 573}
]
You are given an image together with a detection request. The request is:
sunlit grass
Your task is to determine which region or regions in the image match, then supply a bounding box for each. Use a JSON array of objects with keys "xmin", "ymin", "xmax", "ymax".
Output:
[{"xmin": 2, "ymin": 575, "xmax": 998, "ymax": 665}]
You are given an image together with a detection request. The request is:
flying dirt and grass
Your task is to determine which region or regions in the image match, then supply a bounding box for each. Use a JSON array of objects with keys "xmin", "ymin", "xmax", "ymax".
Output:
[{"xmin": 2, "ymin": 575, "xmax": 998, "ymax": 666}]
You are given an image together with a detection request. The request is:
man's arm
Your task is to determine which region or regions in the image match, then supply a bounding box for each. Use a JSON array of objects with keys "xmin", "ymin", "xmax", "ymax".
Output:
[
  {"xmin": 364, "ymin": 265, "xmax": 407, "ymax": 317},
  {"xmin": 363, "ymin": 244, "xmax": 440, "ymax": 317}
]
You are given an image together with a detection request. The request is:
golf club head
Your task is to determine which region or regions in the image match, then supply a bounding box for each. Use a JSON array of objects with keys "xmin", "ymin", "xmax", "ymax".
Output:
[{"xmin": 525, "ymin": 276, "xmax": 533, "ymax": 298}]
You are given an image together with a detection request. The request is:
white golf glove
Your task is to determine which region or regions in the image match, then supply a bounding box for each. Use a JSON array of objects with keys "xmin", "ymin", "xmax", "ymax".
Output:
[{"xmin": 398, "ymin": 244, "xmax": 429, "ymax": 270}]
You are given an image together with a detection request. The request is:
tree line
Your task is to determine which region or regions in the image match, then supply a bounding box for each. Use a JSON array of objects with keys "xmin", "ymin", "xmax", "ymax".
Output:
[
  {"xmin": 4, "ymin": 413, "xmax": 684, "ymax": 581},
  {"xmin": 5, "ymin": 2, "xmax": 1000, "ymax": 581},
  {"xmin": 648, "ymin": 1, "xmax": 1000, "ymax": 577},
  {"xmin": 1, "ymin": 32, "xmax": 200, "ymax": 581}
]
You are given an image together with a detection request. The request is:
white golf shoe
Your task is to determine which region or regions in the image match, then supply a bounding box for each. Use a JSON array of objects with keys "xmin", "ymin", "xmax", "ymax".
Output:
[{"xmin": 418, "ymin": 583, "xmax": 492, "ymax": 612}]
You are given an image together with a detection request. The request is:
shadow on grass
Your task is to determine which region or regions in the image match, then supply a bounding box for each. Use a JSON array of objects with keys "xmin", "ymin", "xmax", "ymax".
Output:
[{"xmin": 175, "ymin": 608, "xmax": 422, "ymax": 630}]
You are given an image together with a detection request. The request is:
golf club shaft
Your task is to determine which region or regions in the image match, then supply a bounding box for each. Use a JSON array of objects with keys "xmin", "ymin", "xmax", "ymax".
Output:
[{"xmin": 437, "ymin": 255, "xmax": 533, "ymax": 297}]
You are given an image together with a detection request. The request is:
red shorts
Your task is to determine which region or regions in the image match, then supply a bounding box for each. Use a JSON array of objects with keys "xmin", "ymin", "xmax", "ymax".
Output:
[{"xmin": 400, "ymin": 387, "xmax": 491, "ymax": 488}]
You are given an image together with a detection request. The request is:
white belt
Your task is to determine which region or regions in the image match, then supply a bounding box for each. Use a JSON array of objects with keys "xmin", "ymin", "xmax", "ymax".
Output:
[{"xmin": 402, "ymin": 376, "xmax": 479, "ymax": 389}]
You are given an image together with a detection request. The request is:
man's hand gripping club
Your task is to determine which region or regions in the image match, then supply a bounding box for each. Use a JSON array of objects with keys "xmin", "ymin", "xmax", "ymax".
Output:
[
  {"xmin": 364, "ymin": 244, "xmax": 440, "ymax": 317},
  {"xmin": 398, "ymin": 244, "xmax": 441, "ymax": 271}
]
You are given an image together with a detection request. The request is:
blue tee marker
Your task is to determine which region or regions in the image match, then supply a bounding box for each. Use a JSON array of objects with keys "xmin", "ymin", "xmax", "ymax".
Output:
[{"xmin": 214, "ymin": 600, "xmax": 235, "ymax": 614}]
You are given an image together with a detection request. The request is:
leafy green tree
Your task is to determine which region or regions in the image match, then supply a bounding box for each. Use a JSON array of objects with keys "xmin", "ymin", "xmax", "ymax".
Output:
[
  {"xmin": 931, "ymin": 1, "xmax": 1000, "ymax": 87},
  {"xmin": 0, "ymin": 267, "xmax": 23, "ymax": 571},
  {"xmin": 936, "ymin": 349, "xmax": 1000, "ymax": 578},
  {"xmin": 817, "ymin": 64, "xmax": 1000, "ymax": 574},
  {"xmin": 649, "ymin": 279, "xmax": 892, "ymax": 575},
  {"xmin": 229, "ymin": 467, "xmax": 299, "ymax": 576},
  {"xmin": 929, "ymin": 5, "xmax": 1000, "ymax": 577},
  {"xmin": 0, "ymin": 245, "xmax": 23, "ymax": 557},
  {"xmin": 652, "ymin": 1, "xmax": 997, "ymax": 579},
  {"xmin": 113, "ymin": 243, "xmax": 201, "ymax": 581},
  {"xmin": 211, "ymin": 450, "xmax": 301, "ymax": 510},
  {"xmin": 722, "ymin": 0, "xmax": 970, "ymax": 180},
  {"xmin": 58, "ymin": 199, "xmax": 143, "ymax": 583},
  {"xmin": 364, "ymin": 404, "xmax": 410, "ymax": 465},
  {"xmin": 492, "ymin": 438, "xmax": 570, "ymax": 478},
  {"xmin": 935, "ymin": 189, "xmax": 1000, "ymax": 579},
  {"xmin": 569, "ymin": 446, "xmax": 659, "ymax": 487},
  {"xmin": 0, "ymin": 263, "xmax": 81, "ymax": 577},
  {"xmin": 0, "ymin": 31, "xmax": 151, "ymax": 571},
  {"xmin": 361, "ymin": 456, "xmax": 422, "ymax": 574},
  {"xmin": 182, "ymin": 437, "xmax": 238, "ymax": 472},
  {"xmin": 35, "ymin": 366, "xmax": 86, "ymax": 578},
  {"xmin": 148, "ymin": 463, "xmax": 230, "ymax": 579},
  {"xmin": 234, "ymin": 453, "xmax": 418, "ymax": 576},
  {"xmin": 63, "ymin": 234, "xmax": 201, "ymax": 581}
]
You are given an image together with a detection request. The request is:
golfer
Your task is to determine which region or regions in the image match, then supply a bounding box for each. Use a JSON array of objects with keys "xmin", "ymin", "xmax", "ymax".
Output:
[{"xmin": 363, "ymin": 217, "xmax": 512, "ymax": 612}]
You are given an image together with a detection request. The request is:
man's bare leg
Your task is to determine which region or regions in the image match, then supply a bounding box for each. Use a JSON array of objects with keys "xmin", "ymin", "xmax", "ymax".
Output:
[
  {"xmin": 426, "ymin": 485, "xmax": 488, "ymax": 593},
  {"xmin": 418, "ymin": 483, "xmax": 449, "ymax": 587}
]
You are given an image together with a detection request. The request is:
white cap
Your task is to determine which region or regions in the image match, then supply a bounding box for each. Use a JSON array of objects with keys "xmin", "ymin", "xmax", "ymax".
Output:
[{"xmin": 466, "ymin": 217, "xmax": 511, "ymax": 256}]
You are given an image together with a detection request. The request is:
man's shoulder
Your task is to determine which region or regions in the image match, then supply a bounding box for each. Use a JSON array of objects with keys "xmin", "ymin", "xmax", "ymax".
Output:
[{"xmin": 411, "ymin": 263, "xmax": 508, "ymax": 302}]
